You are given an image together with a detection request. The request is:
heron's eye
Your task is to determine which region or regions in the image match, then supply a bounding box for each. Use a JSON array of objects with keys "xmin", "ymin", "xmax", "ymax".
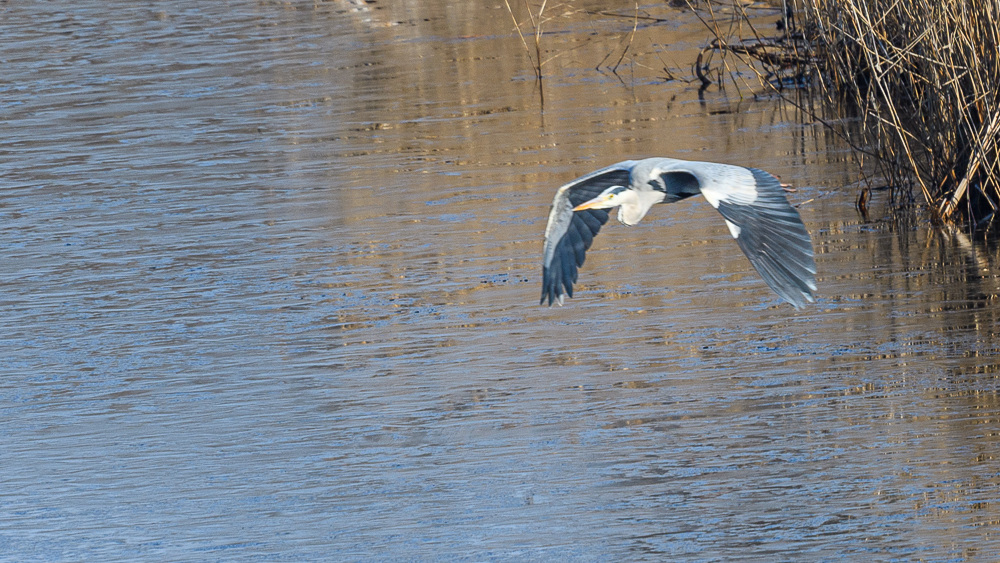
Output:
[{"xmin": 606, "ymin": 186, "xmax": 628, "ymax": 199}]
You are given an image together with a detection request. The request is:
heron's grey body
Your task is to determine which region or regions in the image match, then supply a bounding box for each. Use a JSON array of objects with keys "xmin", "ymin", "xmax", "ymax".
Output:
[{"xmin": 541, "ymin": 157, "xmax": 817, "ymax": 308}]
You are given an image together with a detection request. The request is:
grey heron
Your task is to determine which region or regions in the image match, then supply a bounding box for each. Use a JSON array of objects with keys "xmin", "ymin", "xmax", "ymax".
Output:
[{"xmin": 541, "ymin": 157, "xmax": 817, "ymax": 308}]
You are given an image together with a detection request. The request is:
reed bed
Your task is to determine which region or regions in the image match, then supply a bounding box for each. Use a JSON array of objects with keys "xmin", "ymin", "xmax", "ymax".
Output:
[{"xmin": 708, "ymin": 0, "xmax": 1000, "ymax": 226}]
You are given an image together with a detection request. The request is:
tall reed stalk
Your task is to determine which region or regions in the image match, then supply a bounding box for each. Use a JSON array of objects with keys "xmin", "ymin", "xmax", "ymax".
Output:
[{"xmin": 503, "ymin": 0, "xmax": 549, "ymax": 103}]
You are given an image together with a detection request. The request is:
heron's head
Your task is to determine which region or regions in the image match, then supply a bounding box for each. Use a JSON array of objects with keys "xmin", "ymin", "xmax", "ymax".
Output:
[{"xmin": 572, "ymin": 186, "xmax": 633, "ymax": 211}]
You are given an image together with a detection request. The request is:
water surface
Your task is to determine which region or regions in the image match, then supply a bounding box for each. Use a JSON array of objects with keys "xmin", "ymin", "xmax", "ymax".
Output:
[{"xmin": 2, "ymin": 1, "xmax": 1000, "ymax": 560}]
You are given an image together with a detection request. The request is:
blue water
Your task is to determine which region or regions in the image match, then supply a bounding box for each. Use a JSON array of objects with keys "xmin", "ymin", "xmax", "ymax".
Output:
[{"xmin": 2, "ymin": 1, "xmax": 1000, "ymax": 560}]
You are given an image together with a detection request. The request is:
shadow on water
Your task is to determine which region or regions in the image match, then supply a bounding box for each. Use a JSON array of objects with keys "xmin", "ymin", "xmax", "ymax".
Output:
[{"xmin": 2, "ymin": 1, "xmax": 1000, "ymax": 560}]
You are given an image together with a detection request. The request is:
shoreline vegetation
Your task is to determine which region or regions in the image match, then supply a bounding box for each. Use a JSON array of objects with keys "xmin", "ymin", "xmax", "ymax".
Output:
[
  {"xmin": 727, "ymin": 0, "xmax": 1000, "ymax": 229},
  {"xmin": 504, "ymin": 1, "xmax": 1000, "ymax": 230}
]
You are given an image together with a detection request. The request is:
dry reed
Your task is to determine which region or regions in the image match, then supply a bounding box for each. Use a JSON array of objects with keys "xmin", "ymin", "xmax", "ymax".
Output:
[{"xmin": 705, "ymin": 0, "xmax": 1000, "ymax": 226}]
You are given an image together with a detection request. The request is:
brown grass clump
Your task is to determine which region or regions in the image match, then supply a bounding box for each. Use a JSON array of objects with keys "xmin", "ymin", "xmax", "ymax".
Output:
[
  {"xmin": 706, "ymin": 0, "xmax": 1000, "ymax": 226},
  {"xmin": 810, "ymin": 0, "xmax": 1000, "ymax": 225}
]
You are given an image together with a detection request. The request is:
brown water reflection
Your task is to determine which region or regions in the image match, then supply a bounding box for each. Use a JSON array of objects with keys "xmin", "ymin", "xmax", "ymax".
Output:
[{"xmin": 2, "ymin": 1, "xmax": 1000, "ymax": 560}]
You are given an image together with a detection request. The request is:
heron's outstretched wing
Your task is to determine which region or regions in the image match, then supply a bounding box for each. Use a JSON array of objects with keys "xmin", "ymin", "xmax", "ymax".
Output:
[
  {"xmin": 541, "ymin": 161, "xmax": 635, "ymax": 306},
  {"xmin": 686, "ymin": 165, "xmax": 817, "ymax": 308}
]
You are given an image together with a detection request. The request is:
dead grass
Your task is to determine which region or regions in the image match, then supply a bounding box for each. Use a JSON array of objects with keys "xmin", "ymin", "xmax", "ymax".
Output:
[{"xmin": 701, "ymin": 0, "xmax": 1000, "ymax": 227}]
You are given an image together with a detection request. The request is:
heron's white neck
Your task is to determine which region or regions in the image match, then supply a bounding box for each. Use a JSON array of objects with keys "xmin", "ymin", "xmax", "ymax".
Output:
[{"xmin": 617, "ymin": 189, "xmax": 665, "ymax": 225}]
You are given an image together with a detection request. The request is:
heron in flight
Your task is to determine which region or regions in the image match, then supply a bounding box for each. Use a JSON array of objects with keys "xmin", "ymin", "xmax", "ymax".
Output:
[{"xmin": 541, "ymin": 157, "xmax": 817, "ymax": 308}]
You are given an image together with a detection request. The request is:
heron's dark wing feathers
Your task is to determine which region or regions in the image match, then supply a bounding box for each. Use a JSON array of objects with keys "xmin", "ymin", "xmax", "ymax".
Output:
[
  {"xmin": 541, "ymin": 163, "xmax": 633, "ymax": 306},
  {"xmin": 708, "ymin": 167, "xmax": 817, "ymax": 308}
]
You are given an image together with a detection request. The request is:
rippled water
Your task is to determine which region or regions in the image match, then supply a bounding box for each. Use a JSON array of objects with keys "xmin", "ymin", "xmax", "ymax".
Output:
[{"xmin": 3, "ymin": 1, "xmax": 1000, "ymax": 560}]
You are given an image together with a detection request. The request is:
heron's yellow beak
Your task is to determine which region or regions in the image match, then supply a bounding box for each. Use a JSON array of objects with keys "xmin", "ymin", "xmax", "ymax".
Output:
[{"xmin": 572, "ymin": 196, "xmax": 605, "ymax": 211}]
